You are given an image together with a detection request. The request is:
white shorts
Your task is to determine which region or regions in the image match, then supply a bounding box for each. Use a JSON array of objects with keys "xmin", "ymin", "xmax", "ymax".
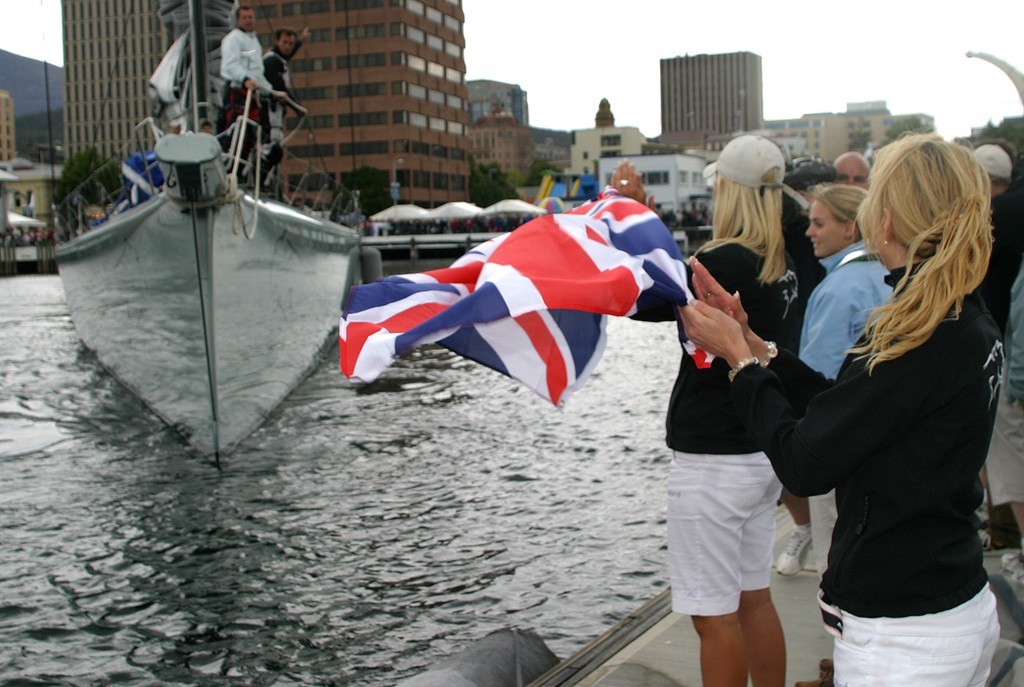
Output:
[
  {"xmin": 987, "ymin": 381, "xmax": 1024, "ymax": 505},
  {"xmin": 667, "ymin": 450, "xmax": 782, "ymax": 616},
  {"xmin": 833, "ymin": 585, "xmax": 999, "ymax": 687}
]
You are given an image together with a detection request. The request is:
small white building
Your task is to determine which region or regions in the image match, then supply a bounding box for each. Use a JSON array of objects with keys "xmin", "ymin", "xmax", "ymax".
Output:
[{"xmin": 597, "ymin": 153, "xmax": 711, "ymax": 220}]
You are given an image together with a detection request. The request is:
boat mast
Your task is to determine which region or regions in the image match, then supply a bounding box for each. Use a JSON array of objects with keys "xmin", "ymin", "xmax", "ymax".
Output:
[{"xmin": 188, "ymin": 0, "xmax": 211, "ymax": 131}]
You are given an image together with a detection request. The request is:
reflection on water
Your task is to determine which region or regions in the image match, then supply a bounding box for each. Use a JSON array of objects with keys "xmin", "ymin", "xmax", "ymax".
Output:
[{"xmin": 0, "ymin": 275, "xmax": 681, "ymax": 686}]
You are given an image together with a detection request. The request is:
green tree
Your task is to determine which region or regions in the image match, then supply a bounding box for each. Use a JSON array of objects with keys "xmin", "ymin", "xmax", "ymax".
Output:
[
  {"xmin": 56, "ymin": 147, "xmax": 121, "ymax": 205},
  {"xmin": 977, "ymin": 119, "xmax": 1024, "ymax": 153},
  {"xmin": 342, "ymin": 166, "xmax": 390, "ymax": 217},
  {"xmin": 524, "ymin": 158, "xmax": 560, "ymax": 186},
  {"xmin": 882, "ymin": 116, "xmax": 935, "ymax": 145},
  {"xmin": 468, "ymin": 157, "xmax": 517, "ymax": 208}
]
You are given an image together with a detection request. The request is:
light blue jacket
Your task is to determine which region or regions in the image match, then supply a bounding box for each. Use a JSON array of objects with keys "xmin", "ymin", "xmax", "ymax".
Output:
[{"xmin": 798, "ymin": 241, "xmax": 891, "ymax": 378}]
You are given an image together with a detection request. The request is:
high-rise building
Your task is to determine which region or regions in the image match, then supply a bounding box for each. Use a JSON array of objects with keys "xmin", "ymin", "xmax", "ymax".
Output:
[
  {"xmin": 287, "ymin": 0, "xmax": 469, "ymax": 206},
  {"xmin": 660, "ymin": 51, "xmax": 763, "ymax": 146},
  {"xmin": 0, "ymin": 90, "xmax": 15, "ymax": 160},
  {"xmin": 62, "ymin": 0, "xmax": 167, "ymax": 159},
  {"xmin": 63, "ymin": 0, "xmax": 470, "ymax": 207},
  {"xmin": 467, "ymin": 79, "xmax": 528, "ymax": 125}
]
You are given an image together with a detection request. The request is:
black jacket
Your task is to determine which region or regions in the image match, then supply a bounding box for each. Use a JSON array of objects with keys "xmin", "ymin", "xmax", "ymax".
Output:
[
  {"xmin": 982, "ymin": 180, "xmax": 1024, "ymax": 334},
  {"xmin": 667, "ymin": 242, "xmax": 798, "ymax": 454},
  {"xmin": 731, "ymin": 274, "xmax": 1003, "ymax": 617}
]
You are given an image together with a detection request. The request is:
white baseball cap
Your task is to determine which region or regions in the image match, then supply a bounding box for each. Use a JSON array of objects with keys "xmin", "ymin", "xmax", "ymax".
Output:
[
  {"xmin": 974, "ymin": 144, "xmax": 1013, "ymax": 181},
  {"xmin": 703, "ymin": 134, "xmax": 785, "ymax": 188}
]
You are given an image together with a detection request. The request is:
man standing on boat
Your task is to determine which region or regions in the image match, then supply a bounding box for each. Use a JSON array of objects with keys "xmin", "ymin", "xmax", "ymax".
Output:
[
  {"xmin": 218, "ymin": 4, "xmax": 274, "ymax": 156},
  {"xmin": 257, "ymin": 26, "xmax": 309, "ymax": 187},
  {"xmin": 262, "ymin": 26, "xmax": 309, "ymax": 144}
]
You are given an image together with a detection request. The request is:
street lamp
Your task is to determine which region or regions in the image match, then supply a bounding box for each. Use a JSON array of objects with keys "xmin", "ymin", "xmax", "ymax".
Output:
[{"xmin": 390, "ymin": 158, "xmax": 405, "ymax": 205}]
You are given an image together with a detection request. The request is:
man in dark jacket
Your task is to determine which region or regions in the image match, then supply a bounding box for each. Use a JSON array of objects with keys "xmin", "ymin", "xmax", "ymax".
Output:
[{"xmin": 259, "ymin": 27, "xmax": 309, "ymax": 186}]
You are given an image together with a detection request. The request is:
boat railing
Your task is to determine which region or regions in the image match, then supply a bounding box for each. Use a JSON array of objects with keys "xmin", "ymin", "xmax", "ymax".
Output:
[
  {"xmin": 57, "ymin": 95, "xmax": 353, "ymax": 244},
  {"xmin": 55, "ymin": 117, "xmax": 168, "ymax": 242},
  {"xmin": 217, "ymin": 91, "xmax": 342, "ymax": 213}
]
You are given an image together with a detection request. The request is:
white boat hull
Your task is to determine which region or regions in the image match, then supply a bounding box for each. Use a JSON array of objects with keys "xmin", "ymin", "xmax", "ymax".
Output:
[{"xmin": 56, "ymin": 193, "xmax": 361, "ymax": 457}]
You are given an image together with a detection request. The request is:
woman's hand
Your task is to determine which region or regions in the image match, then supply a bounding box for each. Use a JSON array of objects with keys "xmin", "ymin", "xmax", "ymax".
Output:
[
  {"xmin": 689, "ymin": 256, "xmax": 748, "ymax": 331},
  {"xmin": 679, "ymin": 300, "xmax": 752, "ymax": 367},
  {"xmin": 609, "ymin": 159, "xmax": 654, "ymax": 209},
  {"xmin": 682, "ymin": 256, "xmax": 774, "ymax": 364}
]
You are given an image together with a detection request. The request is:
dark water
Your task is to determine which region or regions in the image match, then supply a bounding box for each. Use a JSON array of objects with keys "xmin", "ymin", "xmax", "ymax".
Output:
[{"xmin": 0, "ymin": 274, "xmax": 682, "ymax": 687}]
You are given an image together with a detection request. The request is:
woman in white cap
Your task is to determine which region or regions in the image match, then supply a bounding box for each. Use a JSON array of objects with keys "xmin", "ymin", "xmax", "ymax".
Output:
[
  {"xmin": 680, "ymin": 133, "xmax": 1001, "ymax": 685},
  {"xmin": 623, "ymin": 134, "xmax": 797, "ymax": 687}
]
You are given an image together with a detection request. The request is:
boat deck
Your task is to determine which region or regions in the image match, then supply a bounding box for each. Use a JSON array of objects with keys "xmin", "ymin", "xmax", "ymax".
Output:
[{"xmin": 532, "ymin": 510, "xmax": 1007, "ymax": 687}]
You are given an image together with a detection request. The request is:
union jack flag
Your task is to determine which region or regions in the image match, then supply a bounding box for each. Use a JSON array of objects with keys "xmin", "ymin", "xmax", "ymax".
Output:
[{"xmin": 339, "ymin": 191, "xmax": 708, "ymax": 406}]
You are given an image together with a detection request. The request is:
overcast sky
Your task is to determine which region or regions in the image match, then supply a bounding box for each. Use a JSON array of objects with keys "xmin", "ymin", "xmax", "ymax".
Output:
[{"xmin": 8, "ymin": 0, "xmax": 1023, "ymax": 141}]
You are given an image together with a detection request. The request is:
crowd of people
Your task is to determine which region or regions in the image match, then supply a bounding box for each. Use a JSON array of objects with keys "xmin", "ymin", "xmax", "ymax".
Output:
[
  {"xmin": 613, "ymin": 130, "xmax": 1024, "ymax": 687},
  {"xmin": 1, "ymin": 227, "xmax": 54, "ymax": 245},
  {"xmin": 364, "ymin": 213, "xmax": 547, "ymax": 237}
]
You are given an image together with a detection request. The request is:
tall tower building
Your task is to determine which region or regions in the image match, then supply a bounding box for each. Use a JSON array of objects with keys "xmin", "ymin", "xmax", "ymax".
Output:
[
  {"xmin": 62, "ymin": 0, "xmax": 167, "ymax": 159},
  {"xmin": 63, "ymin": 0, "xmax": 470, "ymax": 207},
  {"xmin": 659, "ymin": 51, "xmax": 763, "ymax": 146},
  {"xmin": 467, "ymin": 79, "xmax": 529, "ymax": 125},
  {"xmin": 0, "ymin": 90, "xmax": 15, "ymax": 160},
  {"xmin": 284, "ymin": 0, "xmax": 469, "ymax": 205}
]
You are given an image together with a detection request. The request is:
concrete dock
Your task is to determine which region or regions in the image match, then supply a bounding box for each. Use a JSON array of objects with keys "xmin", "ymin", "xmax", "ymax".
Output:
[{"xmin": 532, "ymin": 509, "xmax": 1008, "ymax": 687}]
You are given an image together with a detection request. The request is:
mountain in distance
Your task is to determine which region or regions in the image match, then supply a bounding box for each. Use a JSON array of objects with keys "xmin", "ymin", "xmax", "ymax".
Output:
[
  {"xmin": 0, "ymin": 49, "xmax": 64, "ymax": 117},
  {"xmin": 0, "ymin": 50, "xmax": 65, "ymax": 157}
]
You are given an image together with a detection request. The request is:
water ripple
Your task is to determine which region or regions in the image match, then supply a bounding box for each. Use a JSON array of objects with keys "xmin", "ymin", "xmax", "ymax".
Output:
[{"xmin": 1, "ymin": 276, "xmax": 679, "ymax": 685}]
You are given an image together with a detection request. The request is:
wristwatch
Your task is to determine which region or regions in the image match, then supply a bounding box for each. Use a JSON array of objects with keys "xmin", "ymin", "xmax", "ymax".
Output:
[{"xmin": 728, "ymin": 356, "xmax": 760, "ymax": 383}]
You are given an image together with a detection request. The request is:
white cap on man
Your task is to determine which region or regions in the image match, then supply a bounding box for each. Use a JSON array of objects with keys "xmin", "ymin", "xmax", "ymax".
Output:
[
  {"xmin": 974, "ymin": 144, "xmax": 1013, "ymax": 182},
  {"xmin": 703, "ymin": 135, "xmax": 786, "ymax": 188}
]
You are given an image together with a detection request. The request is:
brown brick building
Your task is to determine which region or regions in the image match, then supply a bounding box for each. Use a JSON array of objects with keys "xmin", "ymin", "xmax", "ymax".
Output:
[
  {"xmin": 277, "ymin": 0, "xmax": 470, "ymax": 206},
  {"xmin": 63, "ymin": 0, "xmax": 470, "ymax": 207}
]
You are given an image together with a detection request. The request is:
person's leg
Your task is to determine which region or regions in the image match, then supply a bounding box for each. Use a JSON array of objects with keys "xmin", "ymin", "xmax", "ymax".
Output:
[
  {"xmin": 691, "ymin": 613, "xmax": 747, "ymax": 687},
  {"xmin": 808, "ymin": 491, "xmax": 837, "ymax": 575},
  {"xmin": 781, "ymin": 490, "xmax": 810, "ymax": 525},
  {"xmin": 739, "ymin": 587, "xmax": 786, "ymax": 687},
  {"xmin": 778, "ymin": 491, "xmax": 812, "ymax": 575},
  {"xmin": 987, "ymin": 380, "xmax": 1024, "ymax": 553},
  {"xmin": 668, "ymin": 451, "xmax": 781, "ymax": 686},
  {"xmin": 738, "ymin": 465, "xmax": 786, "ymax": 687}
]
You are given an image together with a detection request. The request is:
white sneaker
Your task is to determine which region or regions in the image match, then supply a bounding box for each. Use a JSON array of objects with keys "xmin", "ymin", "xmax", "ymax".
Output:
[
  {"xmin": 777, "ymin": 525, "xmax": 813, "ymax": 576},
  {"xmin": 1002, "ymin": 552, "xmax": 1024, "ymax": 583}
]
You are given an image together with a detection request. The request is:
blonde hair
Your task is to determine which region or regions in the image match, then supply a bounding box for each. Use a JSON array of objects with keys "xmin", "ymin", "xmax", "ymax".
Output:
[
  {"xmin": 850, "ymin": 133, "xmax": 992, "ymax": 371},
  {"xmin": 808, "ymin": 184, "xmax": 868, "ymax": 238},
  {"xmin": 700, "ymin": 173, "xmax": 787, "ymax": 284}
]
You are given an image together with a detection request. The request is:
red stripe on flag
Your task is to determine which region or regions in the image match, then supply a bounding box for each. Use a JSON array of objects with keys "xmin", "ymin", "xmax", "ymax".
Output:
[
  {"xmin": 418, "ymin": 262, "xmax": 485, "ymax": 289},
  {"xmin": 585, "ymin": 225, "xmax": 609, "ymax": 244},
  {"xmin": 488, "ymin": 219, "xmax": 641, "ymax": 315},
  {"xmin": 515, "ymin": 310, "xmax": 568, "ymax": 405},
  {"xmin": 339, "ymin": 302, "xmax": 450, "ymax": 376}
]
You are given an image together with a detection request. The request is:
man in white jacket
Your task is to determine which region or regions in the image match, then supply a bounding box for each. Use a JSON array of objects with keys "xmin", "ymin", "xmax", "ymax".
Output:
[{"xmin": 218, "ymin": 5, "xmax": 274, "ymax": 156}]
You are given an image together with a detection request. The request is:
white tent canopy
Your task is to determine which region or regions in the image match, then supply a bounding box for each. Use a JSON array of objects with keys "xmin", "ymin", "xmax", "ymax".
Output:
[
  {"xmin": 480, "ymin": 198, "xmax": 546, "ymax": 216},
  {"xmin": 426, "ymin": 201, "xmax": 483, "ymax": 219},
  {"xmin": 7, "ymin": 212, "xmax": 46, "ymax": 228},
  {"xmin": 369, "ymin": 204, "xmax": 430, "ymax": 222}
]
